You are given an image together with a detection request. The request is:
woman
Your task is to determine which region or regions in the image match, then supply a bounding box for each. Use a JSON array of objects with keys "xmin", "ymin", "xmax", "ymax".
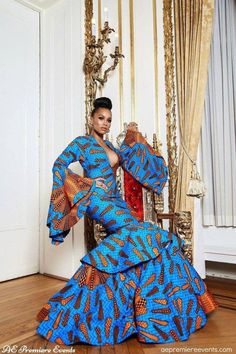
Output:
[{"xmin": 36, "ymin": 97, "xmax": 218, "ymax": 346}]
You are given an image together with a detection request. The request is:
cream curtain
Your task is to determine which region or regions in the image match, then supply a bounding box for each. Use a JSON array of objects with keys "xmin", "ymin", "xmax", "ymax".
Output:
[
  {"xmin": 173, "ymin": 0, "xmax": 215, "ymax": 216},
  {"xmin": 201, "ymin": 0, "xmax": 236, "ymax": 226}
]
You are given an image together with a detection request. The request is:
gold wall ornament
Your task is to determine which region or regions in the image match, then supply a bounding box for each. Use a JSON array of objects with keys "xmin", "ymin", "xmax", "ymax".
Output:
[
  {"xmin": 84, "ymin": 0, "xmax": 124, "ymax": 135},
  {"xmin": 174, "ymin": 211, "xmax": 193, "ymax": 264},
  {"xmin": 153, "ymin": 132, "xmax": 163, "ymax": 155},
  {"xmin": 163, "ymin": 0, "xmax": 178, "ymax": 213},
  {"xmin": 143, "ymin": 189, "xmax": 157, "ymax": 224},
  {"xmin": 152, "ymin": 133, "xmax": 165, "ymax": 215}
]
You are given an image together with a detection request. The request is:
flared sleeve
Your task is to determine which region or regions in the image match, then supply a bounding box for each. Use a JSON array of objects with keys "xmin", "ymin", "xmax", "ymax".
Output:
[
  {"xmin": 119, "ymin": 130, "xmax": 168, "ymax": 195},
  {"xmin": 47, "ymin": 137, "xmax": 96, "ymax": 245}
]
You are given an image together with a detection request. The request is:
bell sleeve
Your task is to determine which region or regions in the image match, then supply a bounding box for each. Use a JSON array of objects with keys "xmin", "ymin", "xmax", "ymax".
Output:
[
  {"xmin": 47, "ymin": 137, "xmax": 96, "ymax": 245},
  {"xmin": 119, "ymin": 130, "xmax": 168, "ymax": 195}
]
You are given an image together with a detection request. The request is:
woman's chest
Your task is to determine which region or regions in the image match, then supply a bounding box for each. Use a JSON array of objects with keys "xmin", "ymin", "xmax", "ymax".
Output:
[{"xmin": 84, "ymin": 139, "xmax": 119, "ymax": 169}]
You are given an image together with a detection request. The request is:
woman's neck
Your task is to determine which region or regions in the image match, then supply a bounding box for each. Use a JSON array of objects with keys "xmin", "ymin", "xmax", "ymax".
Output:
[{"xmin": 90, "ymin": 130, "xmax": 105, "ymax": 144}]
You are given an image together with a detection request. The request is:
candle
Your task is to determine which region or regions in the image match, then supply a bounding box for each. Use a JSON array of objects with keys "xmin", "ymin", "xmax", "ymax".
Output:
[
  {"xmin": 115, "ymin": 33, "xmax": 119, "ymax": 46},
  {"xmin": 92, "ymin": 17, "xmax": 96, "ymax": 36},
  {"xmin": 104, "ymin": 7, "xmax": 109, "ymax": 22}
]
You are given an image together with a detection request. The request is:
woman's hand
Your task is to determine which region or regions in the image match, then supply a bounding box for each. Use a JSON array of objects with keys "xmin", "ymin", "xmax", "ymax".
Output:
[
  {"xmin": 127, "ymin": 122, "xmax": 139, "ymax": 132},
  {"xmin": 94, "ymin": 177, "xmax": 108, "ymax": 191}
]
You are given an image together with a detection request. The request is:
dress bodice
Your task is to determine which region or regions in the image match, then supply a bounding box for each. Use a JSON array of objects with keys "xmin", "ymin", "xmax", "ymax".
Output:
[
  {"xmin": 103, "ymin": 145, "xmax": 119, "ymax": 168},
  {"xmin": 82, "ymin": 135, "xmax": 121, "ymax": 197},
  {"xmin": 87, "ymin": 134, "xmax": 119, "ymax": 168}
]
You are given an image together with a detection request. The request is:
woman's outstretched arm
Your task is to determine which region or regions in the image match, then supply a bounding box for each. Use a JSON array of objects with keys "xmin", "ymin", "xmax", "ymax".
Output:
[
  {"xmin": 47, "ymin": 137, "xmax": 97, "ymax": 245},
  {"xmin": 118, "ymin": 123, "xmax": 168, "ymax": 195}
]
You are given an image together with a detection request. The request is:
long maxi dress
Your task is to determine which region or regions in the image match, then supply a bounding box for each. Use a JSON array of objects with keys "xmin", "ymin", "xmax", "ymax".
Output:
[{"xmin": 36, "ymin": 130, "xmax": 218, "ymax": 346}]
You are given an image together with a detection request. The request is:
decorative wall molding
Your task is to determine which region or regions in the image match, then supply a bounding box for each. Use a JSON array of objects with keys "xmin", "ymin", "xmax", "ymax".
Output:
[{"xmin": 162, "ymin": 0, "xmax": 178, "ymax": 214}]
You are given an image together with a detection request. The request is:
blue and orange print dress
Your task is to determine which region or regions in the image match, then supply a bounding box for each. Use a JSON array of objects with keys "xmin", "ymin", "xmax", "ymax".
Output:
[{"xmin": 36, "ymin": 130, "xmax": 218, "ymax": 346}]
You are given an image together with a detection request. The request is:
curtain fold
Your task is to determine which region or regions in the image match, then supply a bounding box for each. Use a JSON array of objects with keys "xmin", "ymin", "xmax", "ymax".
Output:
[
  {"xmin": 173, "ymin": 0, "xmax": 215, "ymax": 216},
  {"xmin": 201, "ymin": 0, "xmax": 236, "ymax": 226}
]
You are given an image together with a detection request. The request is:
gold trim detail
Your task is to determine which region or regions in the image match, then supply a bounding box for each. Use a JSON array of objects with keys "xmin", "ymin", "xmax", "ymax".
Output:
[
  {"xmin": 118, "ymin": 0, "xmax": 124, "ymax": 130},
  {"xmin": 97, "ymin": 0, "xmax": 102, "ymax": 97},
  {"xmin": 152, "ymin": 0, "xmax": 159, "ymax": 137},
  {"xmin": 84, "ymin": 0, "xmax": 93, "ymax": 135},
  {"xmin": 163, "ymin": 0, "xmax": 193, "ymax": 263},
  {"xmin": 129, "ymin": 0, "xmax": 135, "ymax": 120},
  {"xmin": 98, "ymin": 0, "xmax": 101, "ymax": 34},
  {"xmin": 163, "ymin": 0, "xmax": 178, "ymax": 213},
  {"xmin": 174, "ymin": 211, "xmax": 193, "ymax": 264}
]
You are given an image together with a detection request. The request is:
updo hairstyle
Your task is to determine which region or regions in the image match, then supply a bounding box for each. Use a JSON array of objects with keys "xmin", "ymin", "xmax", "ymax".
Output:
[{"xmin": 91, "ymin": 97, "xmax": 112, "ymax": 116}]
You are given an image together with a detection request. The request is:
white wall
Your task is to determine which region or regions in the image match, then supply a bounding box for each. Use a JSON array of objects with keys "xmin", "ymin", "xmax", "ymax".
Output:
[
  {"xmin": 200, "ymin": 122, "xmax": 236, "ymax": 270},
  {"xmin": 92, "ymin": 0, "xmax": 168, "ymax": 151},
  {"xmin": 196, "ymin": 139, "xmax": 236, "ymax": 279},
  {"xmin": 0, "ymin": 0, "xmax": 39, "ymax": 281},
  {"xmin": 38, "ymin": 0, "xmax": 209, "ymax": 279},
  {"xmin": 39, "ymin": 0, "xmax": 86, "ymax": 278}
]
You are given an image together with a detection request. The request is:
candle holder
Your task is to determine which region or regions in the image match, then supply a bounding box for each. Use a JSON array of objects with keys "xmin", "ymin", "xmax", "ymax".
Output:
[{"xmin": 84, "ymin": 0, "xmax": 124, "ymax": 134}]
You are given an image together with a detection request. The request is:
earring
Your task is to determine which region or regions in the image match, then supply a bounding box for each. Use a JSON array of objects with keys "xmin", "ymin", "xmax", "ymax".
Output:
[{"xmin": 88, "ymin": 118, "xmax": 93, "ymax": 128}]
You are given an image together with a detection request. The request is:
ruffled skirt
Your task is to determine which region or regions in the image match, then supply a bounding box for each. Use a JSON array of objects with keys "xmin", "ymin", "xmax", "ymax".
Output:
[{"xmin": 36, "ymin": 220, "xmax": 218, "ymax": 346}]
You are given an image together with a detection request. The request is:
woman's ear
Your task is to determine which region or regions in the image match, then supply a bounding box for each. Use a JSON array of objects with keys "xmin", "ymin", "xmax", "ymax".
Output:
[{"xmin": 88, "ymin": 116, "xmax": 93, "ymax": 127}]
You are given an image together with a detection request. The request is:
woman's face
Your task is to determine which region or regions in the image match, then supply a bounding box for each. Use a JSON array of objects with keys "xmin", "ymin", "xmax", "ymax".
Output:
[{"xmin": 91, "ymin": 107, "xmax": 112, "ymax": 135}]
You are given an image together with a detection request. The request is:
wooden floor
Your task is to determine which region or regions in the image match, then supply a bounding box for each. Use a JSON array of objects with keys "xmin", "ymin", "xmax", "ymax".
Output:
[{"xmin": 0, "ymin": 274, "xmax": 236, "ymax": 353}]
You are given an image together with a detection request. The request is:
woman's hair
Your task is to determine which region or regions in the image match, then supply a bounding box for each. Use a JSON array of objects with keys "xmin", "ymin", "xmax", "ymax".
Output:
[{"xmin": 91, "ymin": 97, "xmax": 112, "ymax": 116}]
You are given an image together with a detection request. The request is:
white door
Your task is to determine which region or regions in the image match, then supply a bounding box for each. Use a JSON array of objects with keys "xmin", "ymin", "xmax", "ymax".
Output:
[{"xmin": 0, "ymin": 0, "xmax": 39, "ymax": 281}]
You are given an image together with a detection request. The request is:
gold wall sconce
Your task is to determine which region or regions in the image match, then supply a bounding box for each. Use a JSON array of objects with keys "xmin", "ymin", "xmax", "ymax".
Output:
[{"xmin": 83, "ymin": 0, "xmax": 124, "ymax": 135}]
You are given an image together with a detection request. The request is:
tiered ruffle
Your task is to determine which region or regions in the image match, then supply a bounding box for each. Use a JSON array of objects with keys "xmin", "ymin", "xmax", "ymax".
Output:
[{"xmin": 36, "ymin": 223, "xmax": 218, "ymax": 346}]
